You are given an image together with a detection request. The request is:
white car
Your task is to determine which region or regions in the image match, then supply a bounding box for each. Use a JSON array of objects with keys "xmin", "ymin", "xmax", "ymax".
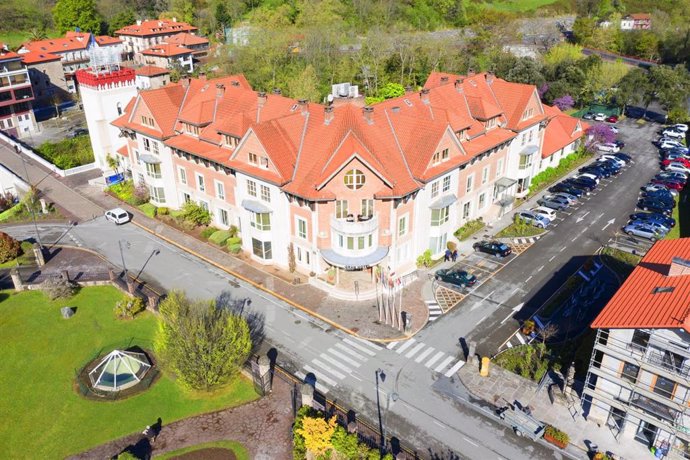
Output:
[
  {"xmin": 577, "ymin": 173, "xmax": 600, "ymax": 183},
  {"xmin": 663, "ymin": 129, "xmax": 685, "ymax": 139},
  {"xmin": 665, "ymin": 162, "xmax": 690, "ymax": 174},
  {"xmin": 597, "ymin": 143, "xmax": 620, "ymax": 153},
  {"xmin": 105, "ymin": 207, "xmax": 131, "ymax": 224},
  {"xmin": 659, "ymin": 139, "xmax": 684, "ymax": 150},
  {"xmin": 531, "ymin": 206, "xmax": 558, "ymax": 220},
  {"xmin": 673, "ymin": 124, "xmax": 689, "ymax": 133},
  {"xmin": 593, "ymin": 113, "xmax": 606, "ymax": 121},
  {"xmin": 610, "ymin": 126, "xmax": 619, "ymax": 134},
  {"xmin": 598, "ymin": 155, "xmax": 626, "ymax": 167}
]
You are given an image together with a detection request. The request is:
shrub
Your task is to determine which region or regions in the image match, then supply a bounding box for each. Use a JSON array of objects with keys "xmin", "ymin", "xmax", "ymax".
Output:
[
  {"xmin": 200, "ymin": 227, "xmax": 219, "ymax": 239},
  {"xmin": 35, "ymin": 136, "xmax": 94, "ymax": 169},
  {"xmin": 208, "ymin": 230, "xmax": 231, "ymax": 245},
  {"xmin": 137, "ymin": 203, "xmax": 157, "ymax": 218},
  {"xmin": 132, "ymin": 184, "xmax": 150, "ymax": 205},
  {"xmin": 527, "ymin": 148, "xmax": 591, "ymax": 196},
  {"xmin": 227, "ymin": 236, "xmax": 242, "ymax": 246},
  {"xmin": 0, "ymin": 232, "xmax": 21, "ymax": 263},
  {"xmin": 454, "ymin": 218, "xmax": 485, "ymax": 241},
  {"xmin": 107, "ymin": 180, "xmax": 136, "ymax": 204},
  {"xmin": 416, "ymin": 249, "xmax": 433, "ymax": 268},
  {"xmin": 41, "ymin": 275, "xmax": 77, "ymax": 300},
  {"xmin": 228, "ymin": 243, "xmax": 242, "ymax": 254},
  {"xmin": 157, "ymin": 206, "xmax": 170, "ymax": 215},
  {"xmin": 544, "ymin": 425, "xmax": 570, "ymax": 445},
  {"xmin": 228, "ymin": 225, "xmax": 239, "ymax": 237},
  {"xmin": 0, "ymin": 191, "xmax": 16, "ymax": 213},
  {"xmin": 179, "ymin": 201, "xmax": 211, "ymax": 226},
  {"xmin": 114, "ymin": 296, "xmax": 146, "ymax": 319}
]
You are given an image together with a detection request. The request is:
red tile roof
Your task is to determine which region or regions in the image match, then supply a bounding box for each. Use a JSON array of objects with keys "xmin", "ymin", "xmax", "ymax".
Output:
[
  {"xmin": 592, "ymin": 239, "xmax": 690, "ymax": 332},
  {"xmin": 0, "ymin": 44, "xmax": 21, "ymax": 61},
  {"xmin": 629, "ymin": 13, "xmax": 651, "ymax": 20},
  {"xmin": 18, "ymin": 33, "xmax": 122, "ymax": 64},
  {"xmin": 541, "ymin": 105, "xmax": 588, "ymax": 158},
  {"xmin": 165, "ymin": 33, "xmax": 208, "ymax": 47},
  {"xmin": 115, "ymin": 19, "xmax": 197, "ymax": 37},
  {"xmin": 141, "ymin": 43, "xmax": 192, "ymax": 57},
  {"xmin": 20, "ymin": 51, "xmax": 62, "ymax": 64},
  {"xmin": 116, "ymin": 145, "xmax": 129, "ymax": 157},
  {"xmin": 95, "ymin": 36, "xmax": 122, "ymax": 46},
  {"xmin": 135, "ymin": 65, "xmax": 169, "ymax": 77}
]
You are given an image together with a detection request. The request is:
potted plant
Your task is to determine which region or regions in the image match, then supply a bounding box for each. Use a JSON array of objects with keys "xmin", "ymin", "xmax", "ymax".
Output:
[
  {"xmin": 521, "ymin": 319, "xmax": 536, "ymax": 336},
  {"xmin": 327, "ymin": 268, "xmax": 336, "ymax": 284},
  {"xmin": 543, "ymin": 425, "xmax": 569, "ymax": 449}
]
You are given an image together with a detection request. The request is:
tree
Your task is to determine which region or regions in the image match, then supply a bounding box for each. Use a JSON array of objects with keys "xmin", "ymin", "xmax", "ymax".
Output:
[
  {"xmin": 505, "ymin": 57, "xmax": 544, "ymax": 87},
  {"xmin": 614, "ymin": 67, "xmax": 649, "ymax": 111},
  {"xmin": 108, "ymin": 9, "xmax": 136, "ymax": 36},
  {"xmin": 155, "ymin": 290, "xmax": 252, "ymax": 391},
  {"xmin": 0, "ymin": 232, "xmax": 20, "ymax": 263},
  {"xmin": 543, "ymin": 43, "xmax": 584, "ymax": 67},
  {"xmin": 52, "ymin": 0, "xmax": 103, "ymax": 33},
  {"xmin": 572, "ymin": 16, "xmax": 597, "ymax": 46},
  {"xmin": 553, "ymin": 95, "xmax": 574, "ymax": 111},
  {"xmin": 586, "ymin": 123, "xmax": 616, "ymax": 146},
  {"xmin": 286, "ymin": 65, "xmax": 322, "ymax": 102},
  {"xmin": 215, "ymin": 1, "xmax": 230, "ymax": 29},
  {"xmin": 296, "ymin": 414, "xmax": 337, "ymax": 456}
]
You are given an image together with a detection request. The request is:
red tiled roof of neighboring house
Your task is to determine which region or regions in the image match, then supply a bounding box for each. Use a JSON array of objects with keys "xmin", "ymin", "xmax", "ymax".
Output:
[
  {"xmin": 629, "ymin": 13, "xmax": 651, "ymax": 20},
  {"xmin": 20, "ymin": 33, "xmax": 91, "ymax": 54},
  {"xmin": 135, "ymin": 65, "xmax": 169, "ymax": 77},
  {"xmin": 115, "ymin": 19, "xmax": 197, "ymax": 37},
  {"xmin": 95, "ymin": 35, "xmax": 122, "ymax": 46},
  {"xmin": 541, "ymin": 105, "xmax": 588, "ymax": 158},
  {"xmin": 0, "ymin": 44, "xmax": 21, "ymax": 61},
  {"xmin": 20, "ymin": 50, "xmax": 63, "ymax": 64},
  {"xmin": 116, "ymin": 145, "xmax": 129, "ymax": 157},
  {"xmin": 165, "ymin": 33, "xmax": 208, "ymax": 47},
  {"xmin": 591, "ymin": 239, "xmax": 690, "ymax": 332},
  {"xmin": 165, "ymin": 134, "xmax": 229, "ymax": 164},
  {"xmin": 141, "ymin": 43, "xmax": 192, "ymax": 57}
]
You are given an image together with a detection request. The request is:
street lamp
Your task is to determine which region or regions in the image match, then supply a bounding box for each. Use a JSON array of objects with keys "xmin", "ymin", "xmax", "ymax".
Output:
[
  {"xmin": 118, "ymin": 239, "xmax": 130, "ymax": 278},
  {"xmin": 375, "ymin": 369, "xmax": 399, "ymax": 458},
  {"xmin": 15, "ymin": 145, "xmax": 43, "ymax": 249}
]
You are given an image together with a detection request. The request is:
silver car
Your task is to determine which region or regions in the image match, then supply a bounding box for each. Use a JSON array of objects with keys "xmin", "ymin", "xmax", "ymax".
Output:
[
  {"xmin": 623, "ymin": 223, "xmax": 666, "ymax": 241},
  {"xmin": 537, "ymin": 194, "xmax": 569, "ymax": 210}
]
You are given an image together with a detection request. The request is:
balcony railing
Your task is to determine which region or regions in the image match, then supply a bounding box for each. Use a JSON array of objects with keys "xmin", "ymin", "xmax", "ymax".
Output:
[{"xmin": 330, "ymin": 214, "xmax": 378, "ymax": 236}]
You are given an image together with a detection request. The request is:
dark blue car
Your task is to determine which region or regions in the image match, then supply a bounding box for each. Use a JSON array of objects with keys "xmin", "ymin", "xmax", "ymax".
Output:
[
  {"xmin": 549, "ymin": 182, "xmax": 586, "ymax": 197},
  {"xmin": 630, "ymin": 212, "xmax": 676, "ymax": 229},
  {"xmin": 637, "ymin": 197, "xmax": 674, "ymax": 214}
]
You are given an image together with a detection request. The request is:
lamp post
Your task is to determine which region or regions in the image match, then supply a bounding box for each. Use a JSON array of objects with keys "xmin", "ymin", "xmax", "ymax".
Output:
[
  {"xmin": 118, "ymin": 239, "xmax": 130, "ymax": 278},
  {"xmin": 375, "ymin": 369, "xmax": 399, "ymax": 458},
  {"xmin": 16, "ymin": 145, "xmax": 43, "ymax": 249}
]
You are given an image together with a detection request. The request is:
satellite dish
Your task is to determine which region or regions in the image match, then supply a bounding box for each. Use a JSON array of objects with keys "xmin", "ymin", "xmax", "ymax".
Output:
[{"xmin": 327, "ymin": 94, "xmax": 334, "ymax": 102}]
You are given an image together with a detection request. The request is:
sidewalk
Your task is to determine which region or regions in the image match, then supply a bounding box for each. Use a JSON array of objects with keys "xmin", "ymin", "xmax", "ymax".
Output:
[{"xmin": 457, "ymin": 362, "xmax": 646, "ymax": 460}]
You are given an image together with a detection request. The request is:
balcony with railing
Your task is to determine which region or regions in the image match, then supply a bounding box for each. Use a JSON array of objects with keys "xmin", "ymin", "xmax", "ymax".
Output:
[{"xmin": 330, "ymin": 214, "xmax": 379, "ymax": 236}]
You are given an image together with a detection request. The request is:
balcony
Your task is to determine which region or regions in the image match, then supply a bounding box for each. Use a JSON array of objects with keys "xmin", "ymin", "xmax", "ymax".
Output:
[{"xmin": 330, "ymin": 214, "xmax": 378, "ymax": 236}]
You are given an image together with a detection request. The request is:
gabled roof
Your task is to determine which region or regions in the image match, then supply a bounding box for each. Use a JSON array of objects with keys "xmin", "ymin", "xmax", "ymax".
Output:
[
  {"xmin": 95, "ymin": 36, "xmax": 122, "ymax": 46},
  {"xmin": 541, "ymin": 105, "xmax": 588, "ymax": 158},
  {"xmin": 0, "ymin": 44, "xmax": 20, "ymax": 62},
  {"xmin": 113, "ymin": 83, "xmax": 186, "ymax": 139},
  {"xmin": 115, "ymin": 19, "xmax": 197, "ymax": 37},
  {"xmin": 628, "ymin": 13, "xmax": 651, "ymax": 20},
  {"xmin": 135, "ymin": 65, "xmax": 169, "ymax": 77},
  {"xmin": 592, "ymin": 239, "xmax": 690, "ymax": 332},
  {"xmin": 141, "ymin": 43, "xmax": 192, "ymax": 57},
  {"xmin": 20, "ymin": 33, "xmax": 91, "ymax": 54},
  {"xmin": 165, "ymin": 33, "xmax": 209, "ymax": 47}
]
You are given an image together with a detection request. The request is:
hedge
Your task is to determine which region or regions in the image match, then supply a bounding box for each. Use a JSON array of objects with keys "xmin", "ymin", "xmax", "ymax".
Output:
[
  {"xmin": 527, "ymin": 148, "xmax": 592, "ymax": 197},
  {"xmin": 454, "ymin": 218, "xmax": 485, "ymax": 241},
  {"xmin": 35, "ymin": 136, "xmax": 94, "ymax": 169},
  {"xmin": 209, "ymin": 230, "xmax": 231, "ymax": 246}
]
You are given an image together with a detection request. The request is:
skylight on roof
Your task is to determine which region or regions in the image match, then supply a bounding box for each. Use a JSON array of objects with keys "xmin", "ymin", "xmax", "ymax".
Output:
[
  {"xmin": 652, "ymin": 286, "xmax": 675, "ymax": 294},
  {"xmin": 403, "ymin": 99, "xmax": 412, "ymax": 107}
]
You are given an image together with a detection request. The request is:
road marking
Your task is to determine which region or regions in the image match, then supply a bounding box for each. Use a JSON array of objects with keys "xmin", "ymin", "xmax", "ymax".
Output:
[
  {"xmin": 335, "ymin": 343, "xmax": 366, "ymax": 361},
  {"xmin": 415, "ymin": 346, "xmax": 435, "ymax": 363},
  {"xmin": 462, "ymin": 437, "xmax": 479, "ymax": 447},
  {"xmin": 500, "ymin": 313, "xmax": 514, "ymax": 325},
  {"xmin": 351, "ymin": 336, "xmax": 384, "ymax": 351},
  {"xmin": 444, "ymin": 360, "xmax": 466, "ymax": 377},
  {"xmin": 405, "ymin": 342, "xmax": 426, "ymax": 359},
  {"xmin": 510, "ymin": 287, "xmax": 521, "ymax": 296},
  {"xmin": 434, "ymin": 356, "xmax": 454, "ymax": 372},
  {"xmin": 477, "ymin": 315, "xmax": 488, "ymax": 325},
  {"xmin": 311, "ymin": 359, "xmax": 346, "ymax": 380},
  {"xmin": 395, "ymin": 338, "xmax": 417, "ymax": 354},
  {"xmin": 471, "ymin": 289, "xmax": 495, "ymax": 311},
  {"xmin": 386, "ymin": 341, "xmax": 399, "ymax": 350},
  {"xmin": 537, "ymin": 265, "xmax": 544, "ymax": 271},
  {"xmin": 433, "ymin": 420, "xmax": 446, "ymax": 429},
  {"xmin": 559, "ymin": 246, "xmax": 566, "ymax": 252},
  {"xmin": 318, "ymin": 353, "xmax": 353, "ymax": 374},
  {"xmin": 425, "ymin": 351, "xmax": 445, "ymax": 368},
  {"xmin": 548, "ymin": 255, "xmax": 555, "ymax": 262},
  {"xmin": 343, "ymin": 338, "xmax": 377, "ymax": 357},
  {"xmin": 571, "ymin": 236, "xmax": 578, "ymax": 242},
  {"xmin": 303, "ymin": 365, "xmax": 339, "ymax": 386},
  {"xmin": 506, "ymin": 341, "xmax": 513, "ymax": 348},
  {"xmin": 525, "ymin": 275, "xmax": 533, "ymax": 282},
  {"xmin": 516, "ymin": 334, "xmax": 526, "ymax": 345},
  {"xmin": 327, "ymin": 348, "xmax": 362, "ymax": 368}
]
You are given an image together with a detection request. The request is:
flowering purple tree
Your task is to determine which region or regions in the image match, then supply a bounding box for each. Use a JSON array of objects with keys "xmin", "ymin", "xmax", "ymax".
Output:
[
  {"xmin": 538, "ymin": 83, "xmax": 550, "ymax": 99},
  {"xmin": 586, "ymin": 123, "xmax": 616, "ymax": 148},
  {"xmin": 553, "ymin": 95, "xmax": 574, "ymax": 111}
]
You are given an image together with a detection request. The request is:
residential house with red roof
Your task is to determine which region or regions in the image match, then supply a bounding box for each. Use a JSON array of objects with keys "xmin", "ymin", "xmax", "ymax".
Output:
[
  {"xmin": 0, "ymin": 43, "xmax": 37, "ymax": 138},
  {"xmin": 138, "ymin": 43, "xmax": 194, "ymax": 72},
  {"xmin": 110, "ymin": 71, "xmax": 586, "ymax": 292},
  {"xmin": 135, "ymin": 66, "xmax": 170, "ymax": 90},
  {"xmin": 585, "ymin": 239, "xmax": 690, "ymax": 456},
  {"xmin": 115, "ymin": 19, "xmax": 198, "ymax": 59},
  {"xmin": 621, "ymin": 13, "xmax": 652, "ymax": 30}
]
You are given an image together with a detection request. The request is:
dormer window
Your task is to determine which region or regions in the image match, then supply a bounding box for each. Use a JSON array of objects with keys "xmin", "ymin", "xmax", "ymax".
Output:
[
  {"xmin": 223, "ymin": 134, "xmax": 239, "ymax": 148},
  {"xmin": 432, "ymin": 148, "xmax": 449, "ymax": 165},
  {"xmin": 184, "ymin": 123, "xmax": 199, "ymax": 136},
  {"xmin": 141, "ymin": 116, "xmax": 154, "ymax": 127},
  {"xmin": 457, "ymin": 129, "xmax": 468, "ymax": 140},
  {"xmin": 521, "ymin": 108, "xmax": 534, "ymax": 120},
  {"xmin": 486, "ymin": 117, "xmax": 497, "ymax": 129},
  {"xmin": 249, "ymin": 152, "xmax": 258, "ymax": 165}
]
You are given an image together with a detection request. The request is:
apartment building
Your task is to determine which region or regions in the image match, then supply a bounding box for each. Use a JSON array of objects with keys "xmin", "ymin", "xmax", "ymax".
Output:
[
  {"xmin": 0, "ymin": 44, "xmax": 37, "ymax": 138},
  {"xmin": 109, "ymin": 71, "xmax": 586, "ymax": 282},
  {"xmin": 18, "ymin": 32, "xmax": 123, "ymax": 94},
  {"xmin": 583, "ymin": 239, "xmax": 690, "ymax": 459},
  {"xmin": 115, "ymin": 19, "xmax": 198, "ymax": 59},
  {"xmin": 138, "ymin": 43, "xmax": 194, "ymax": 72}
]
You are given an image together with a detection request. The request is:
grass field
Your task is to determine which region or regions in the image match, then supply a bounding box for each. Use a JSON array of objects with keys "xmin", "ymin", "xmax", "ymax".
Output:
[
  {"xmin": 0, "ymin": 240, "xmax": 34, "ymax": 268},
  {"xmin": 155, "ymin": 440, "xmax": 249, "ymax": 460},
  {"xmin": 0, "ymin": 30, "xmax": 61, "ymax": 49},
  {"xmin": 477, "ymin": 0, "xmax": 560, "ymax": 13},
  {"xmin": 665, "ymin": 193, "xmax": 689, "ymax": 240},
  {"xmin": 0, "ymin": 286, "xmax": 258, "ymax": 458}
]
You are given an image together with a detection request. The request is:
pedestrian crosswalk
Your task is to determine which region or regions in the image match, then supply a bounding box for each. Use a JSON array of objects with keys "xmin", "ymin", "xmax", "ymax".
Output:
[
  {"xmin": 499, "ymin": 329, "xmax": 533, "ymax": 352},
  {"xmin": 386, "ymin": 339, "xmax": 465, "ymax": 377},
  {"xmin": 426, "ymin": 300, "xmax": 443, "ymax": 321}
]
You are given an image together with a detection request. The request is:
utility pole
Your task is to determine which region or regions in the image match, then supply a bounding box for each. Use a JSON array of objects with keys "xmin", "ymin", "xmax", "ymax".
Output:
[{"xmin": 16, "ymin": 145, "xmax": 43, "ymax": 248}]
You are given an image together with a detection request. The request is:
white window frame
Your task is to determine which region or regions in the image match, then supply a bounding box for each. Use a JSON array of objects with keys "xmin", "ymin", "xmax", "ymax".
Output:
[
  {"xmin": 215, "ymin": 180, "xmax": 225, "ymax": 200},
  {"xmin": 196, "ymin": 173, "xmax": 205, "ymax": 193},
  {"xmin": 296, "ymin": 217, "xmax": 307, "ymax": 239},
  {"xmin": 398, "ymin": 214, "xmax": 408, "ymax": 237},
  {"xmin": 247, "ymin": 179, "xmax": 257, "ymax": 197},
  {"xmin": 466, "ymin": 174, "xmax": 474, "ymax": 193},
  {"xmin": 178, "ymin": 166, "xmax": 187, "ymax": 184},
  {"xmin": 496, "ymin": 158, "xmax": 504, "ymax": 178},
  {"xmin": 260, "ymin": 184, "xmax": 271, "ymax": 202},
  {"xmin": 442, "ymin": 176, "xmax": 451, "ymax": 192},
  {"xmin": 218, "ymin": 208, "xmax": 229, "ymax": 226},
  {"xmin": 431, "ymin": 181, "xmax": 439, "ymax": 198}
]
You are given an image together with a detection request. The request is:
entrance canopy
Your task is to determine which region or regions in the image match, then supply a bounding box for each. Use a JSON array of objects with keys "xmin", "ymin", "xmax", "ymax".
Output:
[
  {"xmin": 88, "ymin": 350, "xmax": 151, "ymax": 392},
  {"xmin": 321, "ymin": 247, "xmax": 388, "ymax": 270}
]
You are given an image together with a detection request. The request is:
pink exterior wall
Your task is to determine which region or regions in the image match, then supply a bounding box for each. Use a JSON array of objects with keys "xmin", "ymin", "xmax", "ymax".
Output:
[
  {"xmin": 171, "ymin": 154, "xmax": 237, "ymax": 205},
  {"xmin": 290, "ymin": 204, "xmax": 312, "ymax": 241},
  {"xmin": 130, "ymin": 98, "xmax": 161, "ymax": 134}
]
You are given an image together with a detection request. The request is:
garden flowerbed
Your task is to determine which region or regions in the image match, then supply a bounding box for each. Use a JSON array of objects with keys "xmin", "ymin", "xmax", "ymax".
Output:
[
  {"xmin": 454, "ymin": 218, "xmax": 485, "ymax": 241},
  {"xmin": 35, "ymin": 135, "xmax": 95, "ymax": 169}
]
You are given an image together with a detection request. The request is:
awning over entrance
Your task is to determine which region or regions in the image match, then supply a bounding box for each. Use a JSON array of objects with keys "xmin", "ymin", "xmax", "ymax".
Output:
[
  {"xmin": 495, "ymin": 177, "xmax": 517, "ymax": 192},
  {"xmin": 139, "ymin": 153, "xmax": 161, "ymax": 164},
  {"xmin": 519, "ymin": 145, "xmax": 539, "ymax": 156},
  {"xmin": 241, "ymin": 199, "xmax": 272, "ymax": 213},
  {"xmin": 429, "ymin": 193, "xmax": 457, "ymax": 209},
  {"xmin": 320, "ymin": 246, "xmax": 389, "ymax": 270}
]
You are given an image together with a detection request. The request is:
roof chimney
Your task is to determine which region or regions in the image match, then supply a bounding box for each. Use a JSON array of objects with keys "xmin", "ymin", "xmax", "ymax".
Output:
[
  {"xmin": 172, "ymin": 17, "xmax": 177, "ymax": 22},
  {"xmin": 180, "ymin": 77, "xmax": 190, "ymax": 88},
  {"xmin": 272, "ymin": 87, "xmax": 282, "ymax": 95},
  {"xmin": 454, "ymin": 79, "xmax": 464, "ymax": 93},
  {"xmin": 440, "ymin": 76, "xmax": 449, "ymax": 85},
  {"xmin": 258, "ymin": 91, "xmax": 267, "ymax": 107},
  {"xmin": 298, "ymin": 99, "xmax": 309, "ymax": 115},
  {"xmin": 216, "ymin": 83, "xmax": 225, "ymax": 98},
  {"xmin": 669, "ymin": 257, "xmax": 690, "ymax": 277},
  {"xmin": 324, "ymin": 106, "xmax": 334, "ymax": 125},
  {"xmin": 486, "ymin": 72, "xmax": 495, "ymax": 85},
  {"xmin": 391, "ymin": 106, "xmax": 400, "ymax": 113},
  {"xmin": 230, "ymin": 80, "xmax": 240, "ymax": 87},
  {"xmin": 420, "ymin": 88, "xmax": 430, "ymax": 105},
  {"xmin": 468, "ymin": 68, "xmax": 475, "ymax": 77},
  {"xmin": 136, "ymin": 19, "xmax": 142, "ymax": 26},
  {"xmin": 404, "ymin": 85, "xmax": 413, "ymax": 94},
  {"xmin": 362, "ymin": 106, "xmax": 374, "ymax": 125}
]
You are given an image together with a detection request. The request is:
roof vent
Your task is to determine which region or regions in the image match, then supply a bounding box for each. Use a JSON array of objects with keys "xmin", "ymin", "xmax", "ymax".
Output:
[
  {"xmin": 298, "ymin": 99, "xmax": 309, "ymax": 115},
  {"xmin": 420, "ymin": 88, "xmax": 430, "ymax": 105},
  {"xmin": 669, "ymin": 257, "xmax": 690, "ymax": 277},
  {"xmin": 653, "ymin": 286, "xmax": 676, "ymax": 294},
  {"xmin": 324, "ymin": 106, "xmax": 334, "ymax": 125},
  {"xmin": 362, "ymin": 106, "xmax": 374, "ymax": 124},
  {"xmin": 440, "ymin": 76, "xmax": 449, "ymax": 85},
  {"xmin": 403, "ymin": 98, "xmax": 413, "ymax": 107},
  {"xmin": 230, "ymin": 80, "xmax": 240, "ymax": 87},
  {"xmin": 391, "ymin": 106, "xmax": 400, "ymax": 113},
  {"xmin": 272, "ymin": 87, "xmax": 282, "ymax": 95}
]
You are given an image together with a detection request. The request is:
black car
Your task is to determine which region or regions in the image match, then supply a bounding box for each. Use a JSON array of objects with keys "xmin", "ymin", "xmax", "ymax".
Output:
[
  {"xmin": 637, "ymin": 197, "xmax": 674, "ymax": 214},
  {"xmin": 614, "ymin": 152, "xmax": 632, "ymax": 163},
  {"xmin": 579, "ymin": 165, "xmax": 609, "ymax": 179},
  {"xmin": 642, "ymin": 189, "xmax": 675, "ymax": 202},
  {"xmin": 549, "ymin": 182, "xmax": 586, "ymax": 197},
  {"xmin": 67, "ymin": 128, "xmax": 89, "ymax": 138},
  {"xmin": 614, "ymin": 140, "xmax": 625, "ymax": 149},
  {"xmin": 473, "ymin": 240, "xmax": 512, "ymax": 257},
  {"xmin": 630, "ymin": 212, "xmax": 676, "ymax": 228},
  {"xmin": 596, "ymin": 161, "xmax": 621, "ymax": 175},
  {"xmin": 564, "ymin": 177, "xmax": 597, "ymax": 191},
  {"xmin": 434, "ymin": 269, "xmax": 477, "ymax": 288}
]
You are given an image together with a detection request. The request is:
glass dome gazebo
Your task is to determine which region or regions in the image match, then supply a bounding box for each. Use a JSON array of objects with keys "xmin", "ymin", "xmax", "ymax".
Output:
[{"xmin": 88, "ymin": 349, "xmax": 152, "ymax": 392}]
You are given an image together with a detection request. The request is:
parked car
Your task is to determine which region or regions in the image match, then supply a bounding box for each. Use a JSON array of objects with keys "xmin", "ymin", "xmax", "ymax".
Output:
[
  {"xmin": 663, "ymin": 128, "xmax": 685, "ymax": 139},
  {"xmin": 651, "ymin": 178, "xmax": 685, "ymax": 191},
  {"xmin": 662, "ymin": 152, "xmax": 689, "ymax": 163},
  {"xmin": 434, "ymin": 269, "xmax": 477, "ymax": 287},
  {"xmin": 610, "ymin": 126, "xmax": 619, "ymax": 134},
  {"xmin": 105, "ymin": 208, "xmax": 131, "ymax": 224},
  {"xmin": 656, "ymin": 171, "xmax": 689, "ymax": 182},
  {"xmin": 614, "ymin": 152, "xmax": 631, "ymax": 163},
  {"xmin": 473, "ymin": 240, "xmax": 512, "ymax": 257},
  {"xmin": 642, "ymin": 183, "xmax": 671, "ymax": 194},
  {"xmin": 516, "ymin": 211, "xmax": 552, "ymax": 228},
  {"xmin": 597, "ymin": 142, "xmax": 620, "ymax": 153},
  {"xmin": 630, "ymin": 212, "xmax": 676, "ymax": 229},
  {"xmin": 642, "ymin": 189, "xmax": 676, "ymax": 202},
  {"xmin": 562, "ymin": 178, "xmax": 596, "ymax": 192},
  {"xmin": 606, "ymin": 115, "xmax": 619, "ymax": 123},
  {"xmin": 593, "ymin": 113, "xmax": 606, "ymax": 121},
  {"xmin": 532, "ymin": 206, "xmax": 559, "ymax": 220},
  {"xmin": 67, "ymin": 128, "xmax": 89, "ymax": 138},
  {"xmin": 659, "ymin": 139, "xmax": 686, "ymax": 150},
  {"xmin": 673, "ymin": 124, "xmax": 689, "ymax": 133},
  {"xmin": 598, "ymin": 155, "xmax": 626, "ymax": 167},
  {"xmin": 662, "ymin": 157, "xmax": 690, "ymax": 168},
  {"xmin": 596, "ymin": 161, "xmax": 621, "ymax": 175},
  {"xmin": 583, "ymin": 112, "xmax": 595, "ymax": 120},
  {"xmin": 579, "ymin": 165, "xmax": 609, "ymax": 179},
  {"xmin": 629, "ymin": 219, "xmax": 672, "ymax": 234},
  {"xmin": 623, "ymin": 222, "xmax": 666, "ymax": 241},
  {"xmin": 665, "ymin": 162, "xmax": 690, "ymax": 174},
  {"xmin": 552, "ymin": 192, "xmax": 579, "ymax": 204},
  {"xmin": 573, "ymin": 174, "xmax": 599, "ymax": 186},
  {"xmin": 614, "ymin": 140, "xmax": 625, "ymax": 149},
  {"xmin": 549, "ymin": 182, "xmax": 587, "ymax": 197},
  {"xmin": 637, "ymin": 197, "xmax": 674, "ymax": 214}
]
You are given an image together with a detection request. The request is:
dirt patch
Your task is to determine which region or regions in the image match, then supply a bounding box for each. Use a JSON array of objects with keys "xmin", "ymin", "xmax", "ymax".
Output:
[{"xmin": 169, "ymin": 447, "xmax": 237, "ymax": 460}]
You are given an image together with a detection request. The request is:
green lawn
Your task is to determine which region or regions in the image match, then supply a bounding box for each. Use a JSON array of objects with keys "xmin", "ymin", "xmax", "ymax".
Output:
[
  {"xmin": 665, "ymin": 193, "xmax": 689, "ymax": 240},
  {"xmin": 495, "ymin": 220, "xmax": 545, "ymax": 238},
  {"xmin": 479, "ymin": 0, "xmax": 560, "ymax": 12},
  {"xmin": 155, "ymin": 440, "xmax": 249, "ymax": 460},
  {"xmin": 0, "ymin": 240, "xmax": 34, "ymax": 268},
  {"xmin": 600, "ymin": 247, "xmax": 641, "ymax": 278},
  {"xmin": 0, "ymin": 30, "xmax": 61, "ymax": 49},
  {"xmin": 138, "ymin": 203, "xmax": 158, "ymax": 218},
  {"xmin": 0, "ymin": 286, "xmax": 258, "ymax": 459}
]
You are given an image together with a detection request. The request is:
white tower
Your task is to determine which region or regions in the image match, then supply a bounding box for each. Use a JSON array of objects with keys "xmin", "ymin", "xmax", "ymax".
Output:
[{"xmin": 76, "ymin": 47, "xmax": 136, "ymax": 172}]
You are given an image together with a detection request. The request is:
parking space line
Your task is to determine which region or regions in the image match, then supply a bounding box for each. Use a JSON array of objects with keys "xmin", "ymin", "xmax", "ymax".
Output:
[
  {"xmin": 548, "ymin": 255, "xmax": 555, "ymax": 262},
  {"xmin": 525, "ymin": 275, "xmax": 533, "ymax": 282}
]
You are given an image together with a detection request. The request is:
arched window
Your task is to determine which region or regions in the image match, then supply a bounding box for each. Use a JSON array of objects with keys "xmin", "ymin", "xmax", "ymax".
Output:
[{"xmin": 344, "ymin": 169, "xmax": 365, "ymax": 190}]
